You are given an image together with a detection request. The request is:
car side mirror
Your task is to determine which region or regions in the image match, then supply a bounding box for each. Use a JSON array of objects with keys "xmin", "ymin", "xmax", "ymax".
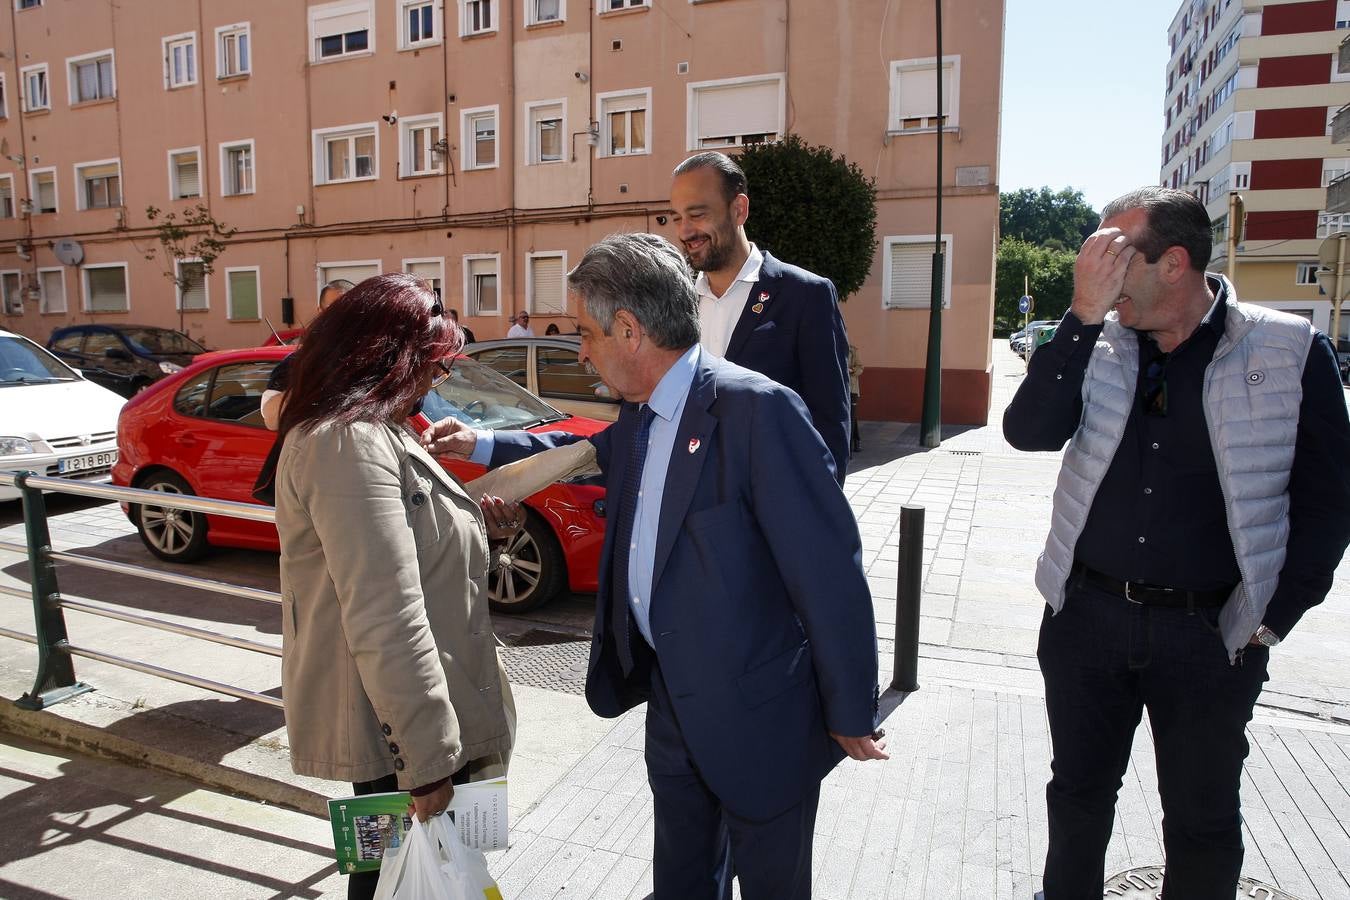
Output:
[{"xmin": 104, "ymin": 347, "xmax": 132, "ymax": 361}]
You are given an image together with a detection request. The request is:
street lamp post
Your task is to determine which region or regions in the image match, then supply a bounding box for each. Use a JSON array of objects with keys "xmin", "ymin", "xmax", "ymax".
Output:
[{"xmin": 918, "ymin": 0, "xmax": 945, "ymax": 448}]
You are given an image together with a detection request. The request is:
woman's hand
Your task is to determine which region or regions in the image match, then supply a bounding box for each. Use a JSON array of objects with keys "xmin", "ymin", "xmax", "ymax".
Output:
[
  {"xmin": 481, "ymin": 495, "xmax": 525, "ymax": 542},
  {"xmin": 409, "ymin": 779, "xmax": 455, "ymax": 823}
]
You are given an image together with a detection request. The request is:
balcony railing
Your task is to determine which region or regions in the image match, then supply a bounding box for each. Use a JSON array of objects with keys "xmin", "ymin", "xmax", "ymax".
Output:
[
  {"xmin": 1329, "ymin": 172, "xmax": 1350, "ymax": 216},
  {"xmin": 1340, "ymin": 33, "xmax": 1350, "ymax": 75},
  {"xmin": 1334, "ymin": 102, "xmax": 1350, "ymax": 145}
]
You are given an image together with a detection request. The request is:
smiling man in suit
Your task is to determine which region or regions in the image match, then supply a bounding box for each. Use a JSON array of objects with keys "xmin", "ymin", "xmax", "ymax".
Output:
[
  {"xmin": 422, "ymin": 232, "xmax": 883, "ymax": 899},
  {"xmin": 670, "ymin": 152, "xmax": 852, "ymax": 484}
]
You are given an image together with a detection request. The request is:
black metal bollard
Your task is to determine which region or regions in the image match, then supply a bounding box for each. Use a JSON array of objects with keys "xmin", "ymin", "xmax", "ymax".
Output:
[{"xmin": 891, "ymin": 504, "xmax": 923, "ymax": 693}]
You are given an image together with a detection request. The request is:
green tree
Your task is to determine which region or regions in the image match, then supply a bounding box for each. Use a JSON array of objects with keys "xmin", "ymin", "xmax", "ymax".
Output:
[
  {"xmin": 1000, "ymin": 187, "xmax": 1099, "ymax": 248},
  {"xmin": 994, "ymin": 237, "xmax": 1076, "ymax": 334},
  {"xmin": 143, "ymin": 204, "xmax": 238, "ymax": 334},
  {"xmin": 738, "ymin": 134, "xmax": 878, "ymax": 300}
]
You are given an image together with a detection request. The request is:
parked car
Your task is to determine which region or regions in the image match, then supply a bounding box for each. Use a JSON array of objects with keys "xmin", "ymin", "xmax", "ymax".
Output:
[
  {"xmin": 112, "ymin": 346, "xmax": 608, "ymax": 613},
  {"xmin": 0, "ymin": 329, "xmax": 124, "ymax": 502},
  {"xmin": 465, "ymin": 336, "xmax": 620, "ymax": 422},
  {"xmin": 1009, "ymin": 319, "xmax": 1056, "ymax": 354},
  {"xmin": 262, "ymin": 328, "xmax": 303, "ymax": 346},
  {"xmin": 48, "ymin": 324, "xmax": 207, "ymax": 397}
]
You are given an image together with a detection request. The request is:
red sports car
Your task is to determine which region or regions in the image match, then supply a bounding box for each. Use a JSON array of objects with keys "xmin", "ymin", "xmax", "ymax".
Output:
[{"xmin": 112, "ymin": 345, "xmax": 606, "ymax": 613}]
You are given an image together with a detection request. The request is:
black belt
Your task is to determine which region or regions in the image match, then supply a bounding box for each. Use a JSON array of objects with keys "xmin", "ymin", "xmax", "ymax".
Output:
[{"xmin": 1071, "ymin": 563, "xmax": 1231, "ymax": 609}]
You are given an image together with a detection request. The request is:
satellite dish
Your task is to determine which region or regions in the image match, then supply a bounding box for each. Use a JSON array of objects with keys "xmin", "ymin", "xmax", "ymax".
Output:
[
  {"xmin": 1318, "ymin": 232, "xmax": 1350, "ymax": 268},
  {"xmin": 52, "ymin": 239, "xmax": 83, "ymax": 266}
]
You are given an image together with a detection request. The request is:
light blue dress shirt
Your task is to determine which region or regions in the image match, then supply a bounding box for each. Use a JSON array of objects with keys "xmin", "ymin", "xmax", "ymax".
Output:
[{"xmin": 468, "ymin": 345, "xmax": 701, "ymax": 646}]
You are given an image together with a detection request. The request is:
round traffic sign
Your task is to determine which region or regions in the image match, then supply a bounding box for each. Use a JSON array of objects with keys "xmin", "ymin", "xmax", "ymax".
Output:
[{"xmin": 1018, "ymin": 295, "xmax": 1033, "ymax": 315}]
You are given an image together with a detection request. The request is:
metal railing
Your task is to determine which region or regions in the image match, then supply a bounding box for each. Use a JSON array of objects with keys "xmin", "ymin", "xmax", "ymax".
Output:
[{"xmin": 0, "ymin": 471, "xmax": 284, "ymax": 711}]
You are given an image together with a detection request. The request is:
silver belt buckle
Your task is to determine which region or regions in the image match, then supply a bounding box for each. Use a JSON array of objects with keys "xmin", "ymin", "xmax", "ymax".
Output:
[{"xmin": 1124, "ymin": 582, "xmax": 1142, "ymax": 604}]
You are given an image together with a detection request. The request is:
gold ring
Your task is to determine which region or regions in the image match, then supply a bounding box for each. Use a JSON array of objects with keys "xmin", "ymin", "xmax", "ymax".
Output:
[{"xmin": 1105, "ymin": 249, "xmax": 1118, "ymax": 256}]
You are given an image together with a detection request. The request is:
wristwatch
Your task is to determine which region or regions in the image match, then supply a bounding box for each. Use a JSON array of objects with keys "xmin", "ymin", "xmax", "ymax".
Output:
[{"xmin": 1253, "ymin": 624, "xmax": 1281, "ymax": 648}]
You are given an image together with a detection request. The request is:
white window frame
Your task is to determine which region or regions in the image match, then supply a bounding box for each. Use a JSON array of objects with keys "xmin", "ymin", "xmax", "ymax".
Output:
[
  {"xmin": 215, "ymin": 22, "xmax": 251, "ymax": 78},
  {"xmin": 317, "ymin": 259, "xmax": 381, "ymax": 298},
  {"xmin": 685, "ymin": 73, "xmax": 785, "ymax": 151},
  {"xmin": 463, "ymin": 253, "xmax": 501, "ymax": 316},
  {"xmin": 314, "ymin": 123, "xmax": 380, "ymax": 185},
  {"xmin": 162, "ymin": 32, "xmax": 198, "ymax": 89},
  {"xmin": 882, "ymin": 234, "xmax": 953, "ymax": 310},
  {"xmin": 167, "ymin": 146, "xmax": 202, "ymax": 200},
  {"xmin": 1323, "ymin": 158, "xmax": 1350, "ymax": 188},
  {"xmin": 225, "ymin": 265, "xmax": 261, "ymax": 321},
  {"xmin": 81, "ymin": 262, "xmax": 130, "ymax": 313},
  {"xmin": 29, "ymin": 166, "xmax": 57, "ymax": 214},
  {"xmin": 598, "ymin": 0, "xmax": 647, "ymax": 13},
  {"xmin": 888, "ymin": 55, "xmax": 960, "ymax": 134},
  {"xmin": 398, "ymin": 0, "xmax": 442, "ymax": 49},
  {"xmin": 460, "ymin": 0, "xmax": 497, "ymax": 36},
  {"xmin": 461, "ymin": 105, "xmax": 499, "ymax": 170},
  {"xmin": 1, "ymin": 269, "xmax": 22, "ymax": 315},
  {"xmin": 1295, "ymin": 262, "xmax": 1320, "ymax": 286},
  {"xmin": 309, "ymin": 1, "xmax": 375, "ymax": 64},
  {"xmin": 176, "ymin": 258, "xmax": 209, "ymax": 312},
  {"xmin": 37, "ymin": 267, "xmax": 66, "ymax": 314},
  {"xmin": 73, "ymin": 157, "xmax": 122, "ymax": 211},
  {"xmin": 21, "ymin": 63, "xmax": 49, "ymax": 112},
  {"xmin": 0, "ymin": 174, "xmax": 13, "ymax": 219},
  {"xmin": 15, "ymin": 0, "xmax": 43, "ymax": 10},
  {"xmin": 399, "ymin": 113, "xmax": 444, "ymax": 177},
  {"xmin": 220, "ymin": 139, "xmax": 256, "ymax": 196},
  {"xmin": 526, "ymin": 250, "xmax": 567, "ymax": 315},
  {"xmin": 0, "ymin": 73, "xmax": 8, "ymax": 118},
  {"xmin": 1318, "ymin": 211, "xmax": 1350, "ymax": 239},
  {"xmin": 525, "ymin": 99, "xmax": 566, "ymax": 166},
  {"xmin": 526, "ymin": 0, "xmax": 564, "ymax": 26},
  {"xmin": 597, "ymin": 88, "xmax": 651, "ymax": 158},
  {"xmin": 66, "ymin": 49, "xmax": 117, "ymax": 105},
  {"xmin": 403, "ymin": 257, "xmax": 445, "ymax": 300}
]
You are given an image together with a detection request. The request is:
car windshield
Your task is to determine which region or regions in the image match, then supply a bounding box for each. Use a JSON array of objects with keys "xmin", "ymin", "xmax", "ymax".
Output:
[
  {"xmin": 421, "ymin": 355, "xmax": 567, "ymax": 430},
  {"xmin": 123, "ymin": 328, "xmax": 206, "ymax": 355},
  {"xmin": 0, "ymin": 335, "xmax": 80, "ymax": 386}
]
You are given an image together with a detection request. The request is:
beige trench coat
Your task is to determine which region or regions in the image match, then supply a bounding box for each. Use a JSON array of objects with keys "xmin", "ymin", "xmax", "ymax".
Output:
[{"xmin": 276, "ymin": 419, "xmax": 514, "ymax": 789}]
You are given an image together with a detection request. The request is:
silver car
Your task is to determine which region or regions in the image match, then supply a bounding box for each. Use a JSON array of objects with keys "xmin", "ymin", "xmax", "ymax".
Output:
[{"xmin": 464, "ymin": 336, "xmax": 620, "ymax": 422}]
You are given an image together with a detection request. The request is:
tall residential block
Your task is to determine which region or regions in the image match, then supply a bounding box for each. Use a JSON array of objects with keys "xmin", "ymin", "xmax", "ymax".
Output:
[
  {"xmin": 0, "ymin": 0, "xmax": 1003, "ymax": 423},
  {"xmin": 1161, "ymin": 0, "xmax": 1350, "ymax": 338}
]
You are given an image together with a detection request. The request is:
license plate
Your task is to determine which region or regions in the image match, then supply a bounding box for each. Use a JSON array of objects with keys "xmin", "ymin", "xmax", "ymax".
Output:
[{"xmin": 58, "ymin": 450, "xmax": 118, "ymax": 474}]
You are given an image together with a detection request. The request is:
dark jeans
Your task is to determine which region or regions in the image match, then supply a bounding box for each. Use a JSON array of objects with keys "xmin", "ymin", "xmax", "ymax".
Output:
[
  {"xmin": 1037, "ymin": 580, "xmax": 1268, "ymax": 900},
  {"xmin": 850, "ymin": 394, "xmax": 861, "ymax": 451},
  {"xmin": 645, "ymin": 664, "xmax": 820, "ymax": 900}
]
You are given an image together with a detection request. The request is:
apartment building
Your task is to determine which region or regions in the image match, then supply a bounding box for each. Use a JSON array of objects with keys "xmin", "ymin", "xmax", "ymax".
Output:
[
  {"xmin": 1161, "ymin": 0, "xmax": 1350, "ymax": 338},
  {"xmin": 0, "ymin": 0, "xmax": 1002, "ymax": 423}
]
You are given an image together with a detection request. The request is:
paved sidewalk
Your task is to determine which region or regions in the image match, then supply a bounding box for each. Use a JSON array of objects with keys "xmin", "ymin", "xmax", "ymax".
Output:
[{"xmin": 2, "ymin": 341, "xmax": 1350, "ymax": 898}]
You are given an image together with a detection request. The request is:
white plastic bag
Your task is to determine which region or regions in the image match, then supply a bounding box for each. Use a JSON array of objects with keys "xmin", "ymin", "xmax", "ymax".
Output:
[{"xmin": 372, "ymin": 814, "xmax": 502, "ymax": 900}]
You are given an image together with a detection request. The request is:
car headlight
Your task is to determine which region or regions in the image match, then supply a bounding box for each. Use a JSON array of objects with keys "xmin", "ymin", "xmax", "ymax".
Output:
[
  {"xmin": 0, "ymin": 436, "xmax": 36, "ymax": 456},
  {"xmin": 158, "ymin": 361, "xmax": 183, "ymax": 374}
]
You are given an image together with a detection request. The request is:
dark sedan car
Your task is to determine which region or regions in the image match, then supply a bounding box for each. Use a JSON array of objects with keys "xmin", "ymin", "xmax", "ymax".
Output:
[{"xmin": 49, "ymin": 324, "xmax": 206, "ymax": 397}]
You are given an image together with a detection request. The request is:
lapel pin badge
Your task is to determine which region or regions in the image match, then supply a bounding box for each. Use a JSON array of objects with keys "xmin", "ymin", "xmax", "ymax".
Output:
[
  {"xmin": 751, "ymin": 302, "xmax": 764, "ymax": 314},
  {"xmin": 688, "ymin": 437, "xmax": 701, "ymax": 454}
]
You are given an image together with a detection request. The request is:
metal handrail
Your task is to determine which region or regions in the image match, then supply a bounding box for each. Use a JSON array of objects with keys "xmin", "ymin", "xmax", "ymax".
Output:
[{"xmin": 0, "ymin": 469, "xmax": 285, "ymax": 711}]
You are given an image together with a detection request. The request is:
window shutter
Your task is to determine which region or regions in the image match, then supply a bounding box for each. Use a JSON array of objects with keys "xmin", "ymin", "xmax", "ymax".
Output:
[
  {"xmin": 87, "ymin": 268, "xmax": 128, "ymax": 311},
  {"xmin": 530, "ymin": 255, "xmax": 565, "ymax": 314},
  {"xmin": 181, "ymin": 262, "xmax": 207, "ymax": 310},
  {"xmin": 896, "ymin": 65, "xmax": 952, "ymax": 121},
  {"xmin": 36, "ymin": 177, "xmax": 56, "ymax": 212},
  {"xmin": 885, "ymin": 242, "xmax": 937, "ymax": 309},
  {"xmin": 695, "ymin": 80, "xmax": 779, "ymax": 141},
  {"xmin": 321, "ymin": 263, "xmax": 379, "ymax": 286},
  {"xmin": 177, "ymin": 157, "xmax": 200, "ymax": 197},
  {"xmin": 316, "ymin": 8, "xmax": 369, "ymax": 37},
  {"xmin": 40, "ymin": 270, "xmax": 66, "ymax": 314}
]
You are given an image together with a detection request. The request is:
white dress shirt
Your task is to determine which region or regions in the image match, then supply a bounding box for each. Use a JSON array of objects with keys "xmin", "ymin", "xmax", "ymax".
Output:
[
  {"xmin": 506, "ymin": 324, "xmax": 535, "ymax": 338},
  {"xmin": 696, "ymin": 244, "xmax": 764, "ymax": 358}
]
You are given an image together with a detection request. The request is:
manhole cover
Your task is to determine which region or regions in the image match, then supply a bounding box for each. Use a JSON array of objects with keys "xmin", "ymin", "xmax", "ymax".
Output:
[
  {"xmin": 499, "ymin": 629, "xmax": 591, "ymax": 695},
  {"xmin": 1102, "ymin": 866, "xmax": 1300, "ymax": 898}
]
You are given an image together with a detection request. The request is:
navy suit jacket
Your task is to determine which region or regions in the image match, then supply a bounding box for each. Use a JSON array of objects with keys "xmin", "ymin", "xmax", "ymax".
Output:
[
  {"xmin": 723, "ymin": 251, "xmax": 851, "ymax": 485},
  {"xmin": 491, "ymin": 354, "xmax": 878, "ymax": 822}
]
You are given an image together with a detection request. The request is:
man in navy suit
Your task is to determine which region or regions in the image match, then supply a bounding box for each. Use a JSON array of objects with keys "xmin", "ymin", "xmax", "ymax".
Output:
[
  {"xmin": 670, "ymin": 152, "xmax": 852, "ymax": 484},
  {"xmin": 423, "ymin": 233, "xmax": 883, "ymax": 899}
]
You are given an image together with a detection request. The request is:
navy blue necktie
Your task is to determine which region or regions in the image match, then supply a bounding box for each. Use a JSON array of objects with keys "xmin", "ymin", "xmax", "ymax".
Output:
[{"xmin": 611, "ymin": 404, "xmax": 657, "ymax": 675}]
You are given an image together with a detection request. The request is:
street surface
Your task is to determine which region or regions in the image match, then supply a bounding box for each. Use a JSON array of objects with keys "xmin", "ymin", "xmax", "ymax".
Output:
[{"xmin": 1, "ymin": 341, "xmax": 1348, "ymax": 898}]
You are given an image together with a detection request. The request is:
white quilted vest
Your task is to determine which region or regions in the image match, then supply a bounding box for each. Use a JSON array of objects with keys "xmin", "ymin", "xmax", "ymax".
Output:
[{"xmin": 1034, "ymin": 282, "xmax": 1314, "ymax": 661}]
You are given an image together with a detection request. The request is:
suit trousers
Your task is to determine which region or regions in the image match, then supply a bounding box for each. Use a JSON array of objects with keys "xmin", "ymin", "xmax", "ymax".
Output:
[
  {"xmin": 1037, "ymin": 579, "xmax": 1269, "ymax": 900},
  {"xmin": 644, "ymin": 661, "xmax": 820, "ymax": 900}
]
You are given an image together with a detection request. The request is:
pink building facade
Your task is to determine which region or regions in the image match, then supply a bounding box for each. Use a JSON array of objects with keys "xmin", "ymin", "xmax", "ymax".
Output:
[{"xmin": 0, "ymin": 0, "xmax": 1002, "ymax": 423}]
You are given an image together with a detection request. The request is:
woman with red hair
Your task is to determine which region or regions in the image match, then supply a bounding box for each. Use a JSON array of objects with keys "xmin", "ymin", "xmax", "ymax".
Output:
[{"xmin": 274, "ymin": 274, "xmax": 517, "ymax": 900}]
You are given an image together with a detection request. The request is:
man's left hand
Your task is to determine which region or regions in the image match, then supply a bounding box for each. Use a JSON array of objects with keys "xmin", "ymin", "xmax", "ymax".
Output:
[{"xmin": 831, "ymin": 732, "xmax": 889, "ymax": 761}]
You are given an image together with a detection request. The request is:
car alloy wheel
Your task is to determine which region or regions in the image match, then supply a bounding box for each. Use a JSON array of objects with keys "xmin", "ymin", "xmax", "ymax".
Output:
[
  {"xmin": 133, "ymin": 471, "xmax": 210, "ymax": 562},
  {"xmin": 487, "ymin": 511, "xmax": 564, "ymax": 614}
]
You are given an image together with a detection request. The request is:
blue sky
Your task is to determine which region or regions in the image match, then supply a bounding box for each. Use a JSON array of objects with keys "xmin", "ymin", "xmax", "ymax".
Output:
[{"xmin": 998, "ymin": 0, "xmax": 1183, "ymax": 215}]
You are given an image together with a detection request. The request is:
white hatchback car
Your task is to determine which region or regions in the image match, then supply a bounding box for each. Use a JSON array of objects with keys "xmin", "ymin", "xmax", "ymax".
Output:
[{"xmin": 0, "ymin": 328, "xmax": 125, "ymax": 502}]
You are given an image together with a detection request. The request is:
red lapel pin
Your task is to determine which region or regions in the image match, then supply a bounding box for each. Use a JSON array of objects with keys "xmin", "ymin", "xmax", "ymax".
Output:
[{"xmin": 688, "ymin": 437, "xmax": 701, "ymax": 454}]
